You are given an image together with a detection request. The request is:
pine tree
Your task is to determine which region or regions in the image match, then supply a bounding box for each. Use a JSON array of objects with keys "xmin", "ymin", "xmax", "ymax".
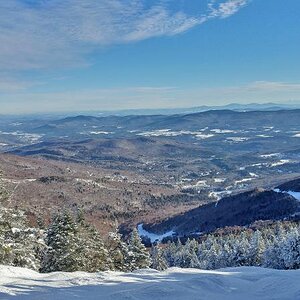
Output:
[
  {"xmin": 150, "ymin": 243, "xmax": 168, "ymax": 271},
  {"xmin": 279, "ymin": 228, "xmax": 300, "ymax": 270},
  {"xmin": 41, "ymin": 210, "xmax": 111, "ymax": 273},
  {"xmin": 199, "ymin": 236, "xmax": 222, "ymax": 269},
  {"xmin": 107, "ymin": 230, "xmax": 130, "ymax": 271},
  {"xmin": 127, "ymin": 228, "xmax": 151, "ymax": 271},
  {"xmin": 248, "ymin": 230, "xmax": 265, "ymax": 266},
  {"xmin": 173, "ymin": 239, "xmax": 200, "ymax": 268},
  {"xmin": 163, "ymin": 241, "xmax": 177, "ymax": 267},
  {"xmin": 41, "ymin": 211, "xmax": 79, "ymax": 272},
  {"xmin": 0, "ymin": 205, "xmax": 44, "ymax": 270},
  {"xmin": 230, "ymin": 232, "xmax": 250, "ymax": 267},
  {"xmin": 263, "ymin": 226, "xmax": 287, "ymax": 269},
  {"xmin": 77, "ymin": 221, "xmax": 112, "ymax": 272}
]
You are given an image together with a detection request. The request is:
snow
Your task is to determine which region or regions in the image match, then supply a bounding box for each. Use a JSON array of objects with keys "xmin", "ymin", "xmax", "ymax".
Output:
[
  {"xmin": 137, "ymin": 129, "xmax": 214, "ymax": 139},
  {"xmin": 89, "ymin": 131, "xmax": 111, "ymax": 135},
  {"xmin": 195, "ymin": 133, "xmax": 215, "ymax": 139},
  {"xmin": 137, "ymin": 224, "xmax": 175, "ymax": 243},
  {"xmin": 235, "ymin": 178, "xmax": 254, "ymax": 185},
  {"xmin": 274, "ymin": 189, "xmax": 300, "ymax": 201},
  {"xmin": 181, "ymin": 179, "xmax": 212, "ymax": 190},
  {"xmin": 226, "ymin": 137, "xmax": 250, "ymax": 142},
  {"xmin": 287, "ymin": 191, "xmax": 300, "ymax": 200},
  {"xmin": 214, "ymin": 178, "xmax": 226, "ymax": 183},
  {"xmin": 0, "ymin": 265, "xmax": 300, "ymax": 300},
  {"xmin": 270, "ymin": 159, "xmax": 290, "ymax": 167},
  {"xmin": 210, "ymin": 129, "xmax": 235, "ymax": 134},
  {"xmin": 249, "ymin": 172, "xmax": 259, "ymax": 178},
  {"xmin": 209, "ymin": 190, "xmax": 232, "ymax": 201},
  {"xmin": 11, "ymin": 228, "xmax": 21, "ymax": 234},
  {"xmin": 260, "ymin": 153, "xmax": 280, "ymax": 158},
  {"xmin": 263, "ymin": 126, "xmax": 274, "ymax": 131},
  {"xmin": 256, "ymin": 134, "xmax": 272, "ymax": 138},
  {"xmin": 0, "ymin": 131, "xmax": 43, "ymax": 142}
]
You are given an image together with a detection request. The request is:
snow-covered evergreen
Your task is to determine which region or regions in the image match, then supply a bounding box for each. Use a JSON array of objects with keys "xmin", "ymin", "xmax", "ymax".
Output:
[
  {"xmin": 127, "ymin": 228, "xmax": 151, "ymax": 271},
  {"xmin": 107, "ymin": 230, "xmax": 131, "ymax": 271},
  {"xmin": 264, "ymin": 226, "xmax": 300, "ymax": 270},
  {"xmin": 41, "ymin": 210, "xmax": 111, "ymax": 273},
  {"xmin": 150, "ymin": 243, "xmax": 168, "ymax": 271},
  {"xmin": 41, "ymin": 211, "xmax": 79, "ymax": 272},
  {"xmin": 161, "ymin": 224, "xmax": 300, "ymax": 270},
  {"xmin": 0, "ymin": 206, "xmax": 45, "ymax": 270}
]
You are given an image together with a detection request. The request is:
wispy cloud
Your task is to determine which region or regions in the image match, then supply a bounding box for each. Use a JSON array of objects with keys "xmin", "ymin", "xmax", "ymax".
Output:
[
  {"xmin": 0, "ymin": 0, "xmax": 250, "ymax": 72},
  {"xmin": 207, "ymin": 0, "xmax": 249, "ymax": 19},
  {"xmin": 246, "ymin": 81, "xmax": 300, "ymax": 91},
  {"xmin": 0, "ymin": 73, "xmax": 40, "ymax": 92}
]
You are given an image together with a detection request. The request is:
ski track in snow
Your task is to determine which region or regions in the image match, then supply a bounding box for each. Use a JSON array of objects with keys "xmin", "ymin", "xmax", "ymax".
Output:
[{"xmin": 0, "ymin": 265, "xmax": 300, "ymax": 300}]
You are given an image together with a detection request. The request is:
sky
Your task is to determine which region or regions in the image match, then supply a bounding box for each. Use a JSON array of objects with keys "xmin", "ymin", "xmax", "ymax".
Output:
[{"xmin": 0, "ymin": 0, "xmax": 300, "ymax": 114}]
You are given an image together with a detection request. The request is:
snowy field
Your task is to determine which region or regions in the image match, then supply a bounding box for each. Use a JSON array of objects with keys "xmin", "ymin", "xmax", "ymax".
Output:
[{"xmin": 0, "ymin": 265, "xmax": 300, "ymax": 300}]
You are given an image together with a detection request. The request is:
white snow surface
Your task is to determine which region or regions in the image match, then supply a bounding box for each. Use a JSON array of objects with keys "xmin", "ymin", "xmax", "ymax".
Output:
[
  {"xmin": 273, "ymin": 189, "xmax": 300, "ymax": 201},
  {"xmin": 287, "ymin": 191, "xmax": 300, "ymax": 200},
  {"xmin": 137, "ymin": 129, "xmax": 214, "ymax": 139},
  {"xmin": 0, "ymin": 265, "xmax": 300, "ymax": 300},
  {"xmin": 137, "ymin": 224, "xmax": 175, "ymax": 243}
]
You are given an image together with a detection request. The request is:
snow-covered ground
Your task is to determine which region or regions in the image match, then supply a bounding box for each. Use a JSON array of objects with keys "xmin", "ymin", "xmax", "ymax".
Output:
[
  {"xmin": 0, "ymin": 265, "xmax": 300, "ymax": 299},
  {"xmin": 136, "ymin": 129, "xmax": 215, "ymax": 139},
  {"xmin": 273, "ymin": 189, "xmax": 300, "ymax": 201},
  {"xmin": 137, "ymin": 224, "xmax": 175, "ymax": 243}
]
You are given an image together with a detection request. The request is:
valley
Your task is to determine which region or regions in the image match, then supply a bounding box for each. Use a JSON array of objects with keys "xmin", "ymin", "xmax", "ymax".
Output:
[{"xmin": 0, "ymin": 109, "xmax": 299, "ymax": 237}]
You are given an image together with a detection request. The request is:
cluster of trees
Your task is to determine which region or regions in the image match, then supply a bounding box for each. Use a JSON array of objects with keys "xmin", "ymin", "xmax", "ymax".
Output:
[
  {"xmin": 0, "ymin": 168, "xmax": 146, "ymax": 272},
  {"xmin": 1, "ymin": 201, "xmax": 299, "ymax": 273},
  {"xmin": 0, "ymin": 204, "xmax": 151, "ymax": 272},
  {"xmin": 160, "ymin": 223, "xmax": 300, "ymax": 270},
  {"xmin": 1, "ymin": 176, "xmax": 299, "ymax": 272},
  {"xmin": 0, "ymin": 172, "xmax": 44, "ymax": 270},
  {"xmin": 0, "ymin": 170, "xmax": 152, "ymax": 272}
]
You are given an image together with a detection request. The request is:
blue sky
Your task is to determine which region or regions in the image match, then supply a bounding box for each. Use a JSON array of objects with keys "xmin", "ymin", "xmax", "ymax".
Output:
[{"xmin": 0, "ymin": 0, "xmax": 300, "ymax": 114}]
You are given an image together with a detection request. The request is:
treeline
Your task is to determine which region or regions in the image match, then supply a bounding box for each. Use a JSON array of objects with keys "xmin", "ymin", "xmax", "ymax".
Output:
[
  {"xmin": 1, "ymin": 201, "xmax": 300, "ymax": 273},
  {"xmin": 159, "ymin": 223, "xmax": 300, "ymax": 270}
]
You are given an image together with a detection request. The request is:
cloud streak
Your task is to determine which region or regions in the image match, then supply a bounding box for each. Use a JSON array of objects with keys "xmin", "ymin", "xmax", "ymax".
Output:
[{"xmin": 0, "ymin": 0, "xmax": 249, "ymax": 72}]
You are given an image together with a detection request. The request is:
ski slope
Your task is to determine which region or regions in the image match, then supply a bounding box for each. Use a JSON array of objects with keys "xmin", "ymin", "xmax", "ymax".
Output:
[{"xmin": 0, "ymin": 265, "xmax": 299, "ymax": 299}]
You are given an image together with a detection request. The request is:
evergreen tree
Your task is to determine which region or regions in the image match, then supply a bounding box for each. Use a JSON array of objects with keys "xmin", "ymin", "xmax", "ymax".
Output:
[
  {"xmin": 248, "ymin": 231, "xmax": 265, "ymax": 266},
  {"xmin": 163, "ymin": 241, "xmax": 177, "ymax": 267},
  {"xmin": 173, "ymin": 239, "xmax": 200, "ymax": 268},
  {"xmin": 200, "ymin": 236, "xmax": 221, "ymax": 269},
  {"xmin": 150, "ymin": 243, "xmax": 168, "ymax": 271},
  {"xmin": 41, "ymin": 211, "xmax": 79, "ymax": 272},
  {"xmin": 263, "ymin": 226, "xmax": 287, "ymax": 269},
  {"xmin": 281, "ymin": 229, "xmax": 300, "ymax": 269},
  {"xmin": 77, "ymin": 220, "xmax": 112, "ymax": 272},
  {"xmin": 127, "ymin": 228, "xmax": 151, "ymax": 271},
  {"xmin": 0, "ymin": 205, "xmax": 44, "ymax": 270},
  {"xmin": 107, "ymin": 230, "xmax": 131, "ymax": 271},
  {"xmin": 41, "ymin": 210, "xmax": 111, "ymax": 273}
]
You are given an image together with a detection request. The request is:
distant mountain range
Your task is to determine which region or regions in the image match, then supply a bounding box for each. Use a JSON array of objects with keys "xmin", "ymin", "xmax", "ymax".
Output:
[
  {"xmin": 97, "ymin": 102, "xmax": 300, "ymax": 116},
  {"xmin": 1, "ymin": 102, "xmax": 300, "ymax": 120}
]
